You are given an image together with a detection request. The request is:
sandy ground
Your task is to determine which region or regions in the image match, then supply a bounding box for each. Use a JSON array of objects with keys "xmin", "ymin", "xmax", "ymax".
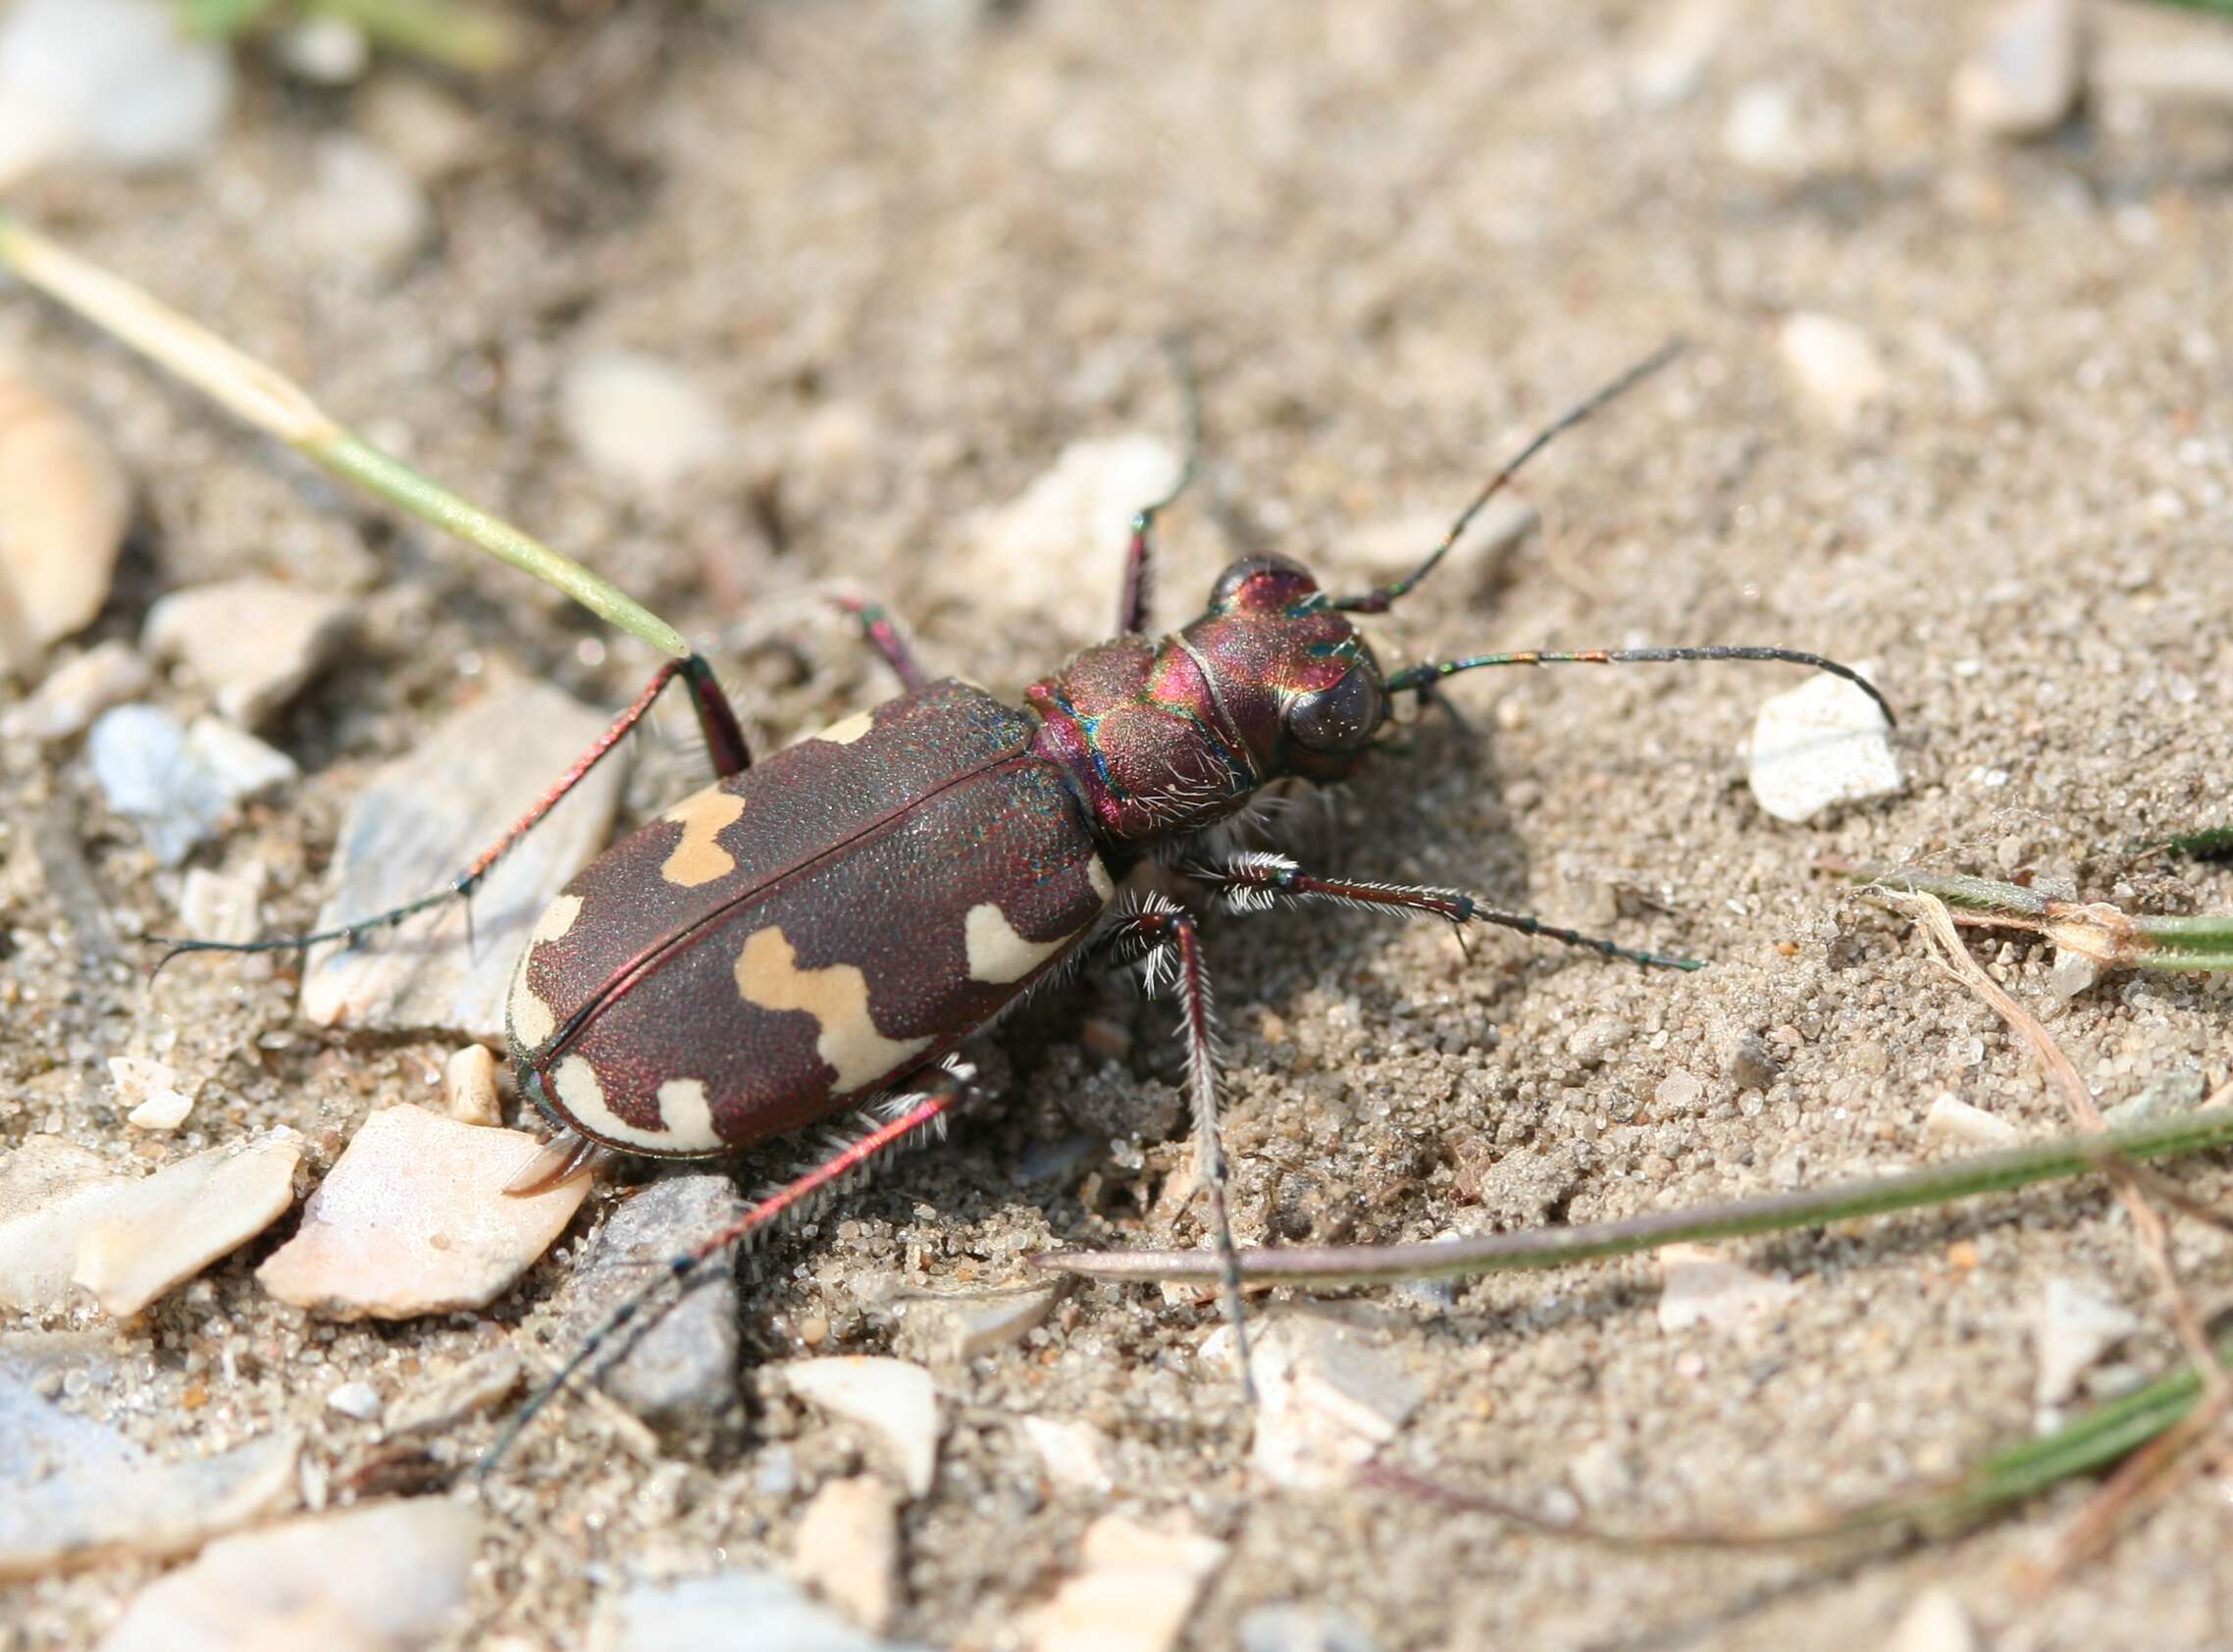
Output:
[{"xmin": 5, "ymin": 0, "xmax": 2233, "ymax": 1647}]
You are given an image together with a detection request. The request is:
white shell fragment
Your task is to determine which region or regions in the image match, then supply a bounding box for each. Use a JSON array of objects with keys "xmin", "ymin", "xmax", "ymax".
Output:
[
  {"xmin": 0, "ymin": 0, "xmax": 232, "ymax": 184},
  {"xmin": 0, "ymin": 366, "xmax": 130, "ymax": 678},
  {"xmin": 560, "ymin": 348, "xmax": 730, "ymax": 491},
  {"xmin": 298, "ymin": 678, "xmax": 626, "ymax": 1041},
  {"xmin": 1656, "ymin": 1243, "xmax": 1797, "ymax": 1332},
  {"xmin": 143, "ymin": 578, "xmax": 350, "ymax": 728},
  {"xmin": 1746, "ymin": 669, "xmax": 1900, "ymax": 823},
  {"xmin": 1922, "ymin": 1094, "xmax": 2020, "ymax": 1149},
  {"xmin": 0, "ymin": 1135, "xmax": 301, "ymax": 1317},
  {"xmin": 1951, "ymin": 0, "xmax": 2081, "ymax": 140},
  {"xmin": 1024, "ymin": 1515, "xmax": 1228, "ymax": 1652},
  {"xmin": 97, "ymin": 1497, "xmax": 481, "ymax": 1652},
  {"xmin": 1202, "ymin": 1309, "xmax": 1422, "ymax": 1490},
  {"xmin": 0, "ymin": 1368, "xmax": 296, "ymax": 1581},
  {"xmin": 1778, "ymin": 312, "xmax": 1890, "ymax": 425},
  {"xmin": 778, "ymin": 1356, "xmax": 942, "ymax": 1498},
  {"xmin": 2034, "ymin": 1277, "xmax": 2141, "ymax": 1408},
  {"xmin": 255, "ymin": 1105, "xmax": 590, "ymax": 1319}
]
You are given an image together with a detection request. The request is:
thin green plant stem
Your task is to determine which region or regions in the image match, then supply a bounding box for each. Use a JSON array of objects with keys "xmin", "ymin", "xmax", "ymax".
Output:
[
  {"xmin": 1835, "ymin": 861, "xmax": 2233, "ymax": 973},
  {"xmin": 0, "ymin": 211, "xmax": 689, "ymax": 660},
  {"xmin": 1033, "ymin": 1108, "xmax": 2233, "ymax": 1284}
]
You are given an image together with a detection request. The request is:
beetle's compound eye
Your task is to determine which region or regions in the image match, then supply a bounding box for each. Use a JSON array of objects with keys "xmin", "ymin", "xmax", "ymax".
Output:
[
  {"xmin": 1210, "ymin": 553, "xmax": 1318, "ymax": 614},
  {"xmin": 1284, "ymin": 665, "xmax": 1384, "ymax": 753}
]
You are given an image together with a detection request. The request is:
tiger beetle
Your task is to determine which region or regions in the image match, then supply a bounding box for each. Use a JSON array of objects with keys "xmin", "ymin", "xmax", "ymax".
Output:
[{"xmin": 0, "ymin": 213, "xmax": 1892, "ymax": 1466}]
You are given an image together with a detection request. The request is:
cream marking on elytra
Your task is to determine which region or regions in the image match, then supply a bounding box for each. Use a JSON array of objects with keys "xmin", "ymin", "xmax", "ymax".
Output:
[
  {"xmin": 734, "ymin": 925, "xmax": 931, "ymax": 1094},
  {"xmin": 550, "ymin": 1055, "xmax": 722, "ymax": 1152},
  {"xmin": 963, "ymin": 855, "xmax": 1117, "ymax": 984},
  {"xmin": 806, "ymin": 709, "xmax": 874, "ymax": 746},
  {"xmin": 506, "ymin": 893, "xmax": 586, "ymax": 1050},
  {"xmin": 658, "ymin": 788, "xmax": 747, "ymax": 888}
]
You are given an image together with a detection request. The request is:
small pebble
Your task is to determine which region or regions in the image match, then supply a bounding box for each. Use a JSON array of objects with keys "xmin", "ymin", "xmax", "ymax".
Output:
[
  {"xmin": 559, "ymin": 348, "xmax": 730, "ymax": 491},
  {"xmin": 1202, "ymin": 1309, "xmax": 1422, "ymax": 1490},
  {"xmin": 1889, "ymin": 1588, "xmax": 1980, "ymax": 1652},
  {"xmin": 298, "ymin": 678, "xmax": 625, "ymax": 1041},
  {"xmin": 898, "ymin": 1283, "xmax": 1061, "ymax": 1363},
  {"xmin": 2034, "ymin": 1277, "xmax": 2140, "ymax": 1408},
  {"xmin": 2102, "ymin": 1067, "xmax": 2206, "ymax": 1130},
  {"xmin": 1723, "ymin": 1031, "xmax": 1780, "ymax": 1091},
  {"xmin": 1020, "ymin": 1416, "xmax": 1113, "ymax": 1495},
  {"xmin": 98, "ymin": 1498, "xmax": 480, "ymax": 1652},
  {"xmin": 1721, "ymin": 81, "xmax": 1806, "ymax": 177},
  {"xmin": 388, "ymin": 1346, "xmax": 524, "ymax": 1436},
  {"xmin": 298, "ymin": 135, "xmax": 429, "ymax": 282},
  {"xmin": 779, "ymin": 1357, "xmax": 942, "ymax": 1499},
  {"xmin": 143, "ymin": 578, "xmax": 349, "ymax": 728},
  {"xmin": 278, "ymin": 15, "xmax": 368, "ymax": 84},
  {"xmin": 1951, "ymin": 0, "xmax": 2080, "ymax": 140},
  {"xmin": 89, "ymin": 704, "xmax": 285, "ymax": 865},
  {"xmin": 1654, "ymin": 1071, "xmax": 1705, "ymax": 1113},
  {"xmin": 1778, "ymin": 312, "xmax": 1890, "ymax": 425},
  {"xmin": 1567, "ymin": 1437, "xmax": 1639, "ymax": 1513},
  {"xmin": 0, "ymin": 1135, "xmax": 301, "ymax": 1316},
  {"xmin": 256, "ymin": 1105, "xmax": 589, "ymax": 1319},
  {"xmin": 967, "ymin": 436, "xmax": 1181, "ymax": 639},
  {"xmin": 442, "ymin": 1044, "xmax": 502, "ymax": 1127},
  {"xmin": 1024, "ymin": 1515, "xmax": 1228, "ymax": 1652},
  {"xmin": 1238, "ymin": 1605, "xmax": 1377, "ymax": 1652},
  {"xmin": 792, "ymin": 1474, "xmax": 901, "ymax": 1632},
  {"xmin": 589, "ymin": 1571, "xmax": 927, "ymax": 1652},
  {"xmin": 0, "ymin": 1374, "xmax": 295, "ymax": 1580},
  {"xmin": 1564, "ymin": 1017, "xmax": 1632, "ymax": 1067},
  {"xmin": 1923, "ymin": 1094, "xmax": 2020, "ymax": 1148},
  {"xmin": 0, "ymin": 366, "xmax": 130, "ymax": 678},
  {"xmin": 353, "ymin": 77, "xmax": 483, "ymax": 181},
  {"xmin": 1656, "ymin": 1243, "xmax": 1796, "ymax": 1332},
  {"xmin": 2, "ymin": 639, "xmax": 150, "ymax": 741},
  {"xmin": 325, "ymin": 1380, "xmax": 382, "ymax": 1422},
  {"xmin": 176, "ymin": 862, "xmax": 266, "ymax": 949},
  {"xmin": 0, "ymin": 0, "xmax": 232, "ymax": 182},
  {"xmin": 1623, "ymin": 0, "xmax": 1730, "ymax": 110},
  {"xmin": 109, "ymin": 1055, "xmax": 196, "ymax": 1132},
  {"xmin": 1747, "ymin": 670, "xmax": 1900, "ymax": 824},
  {"xmin": 565, "ymin": 1176, "xmax": 748, "ymax": 1436},
  {"xmin": 2049, "ymin": 948, "xmax": 2100, "ymax": 1000}
]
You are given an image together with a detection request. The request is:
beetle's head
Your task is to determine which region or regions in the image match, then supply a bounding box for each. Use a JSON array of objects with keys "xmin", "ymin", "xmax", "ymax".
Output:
[{"xmin": 1175, "ymin": 553, "xmax": 1387, "ymax": 785}]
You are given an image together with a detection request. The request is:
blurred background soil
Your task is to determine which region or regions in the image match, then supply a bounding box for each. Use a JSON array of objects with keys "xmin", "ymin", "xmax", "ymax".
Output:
[{"xmin": 3, "ymin": 1, "xmax": 2233, "ymax": 1648}]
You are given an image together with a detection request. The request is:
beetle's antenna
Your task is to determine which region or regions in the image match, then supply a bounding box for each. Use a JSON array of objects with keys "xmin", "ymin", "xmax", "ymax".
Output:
[
  {"xmin": 1383, "ymin": 645, "xmax": 1895, "ymax": 729},
  {"xmin": 1330, "ymin": 338, "xmax": 1684, "ymax": 614}
]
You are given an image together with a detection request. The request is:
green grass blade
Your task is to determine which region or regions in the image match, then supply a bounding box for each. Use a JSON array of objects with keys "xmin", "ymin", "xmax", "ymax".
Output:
[
  {"xmin": 0, "ymin": 210, "xmax": 690, "ymax": 660},
  {"xmin": 1035, "ymin": 1108, "xmax": 2233, "ymax": 1284}
]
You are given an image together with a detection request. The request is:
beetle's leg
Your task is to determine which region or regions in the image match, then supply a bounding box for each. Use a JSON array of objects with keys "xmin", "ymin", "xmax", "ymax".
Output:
[
  {"xmin": 1195, "ymin": 851, "xmax": 1704, "ymax": 972},
  {"xmin": 1102, "ymin": 896, "xmax": 1256, "ymax": 1402},
  {"xmin": 478, "ymin": 1058, "xmax": 976, "ymax": 1476},
  {"xmin": 155, "ymin": 654, "xmax": 744, "ymax": 966},
  {"xmin": 1117, "ymin": 336, "xmax": 1205, "ymax": 635},
  {"xmin": 830, "ymin": 593, "xmax": 930, "ymax": 695}
]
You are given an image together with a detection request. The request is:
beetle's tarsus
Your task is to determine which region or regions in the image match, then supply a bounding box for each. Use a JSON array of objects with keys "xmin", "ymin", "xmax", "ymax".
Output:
[{"xmin": 502, "ymin": 1129, "xmax": 613, "ymax": 1198}]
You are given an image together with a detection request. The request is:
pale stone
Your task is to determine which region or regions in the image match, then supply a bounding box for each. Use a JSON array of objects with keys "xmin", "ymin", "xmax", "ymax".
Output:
[
  {"xmin": 779, "ymin": 1357, "xmax": 942, "ymax": 1498},
  {"xmin": 109, "ymin": 1055, "xmax": 196, "ymax": 1132},
  {"xmin": 1890, "ymin": 1587, "xmax": 1980, "ymax": 1652},
  {"xmin": 1747, "ymin": 669, "xmax": 1901, "ymax": 824},
  {"xmin": 1656, "ymin": 1243, "xmax": 1797, "ymax": 1332},
  {"xmin": 256, "ymin": 1105, "xmax": 589, "ymax": 1319},
  {"xmin": 389, "ymin": 1347, "xmax": 524, "ymax": 1436},
  {"xmin": 98, "ymin": 1498, "xmax": 481, "ymax": 1652},
  {"xmin": 0, "ymin": 0, "xmax": 232, "ymax": 183},
  {"xmin": 298, "ymin": 135, "xmax": 429, "ymax": 281},
  {"xmin": 1779, "ymin": 312, "xmax": 1890, "ymax": 424},
  {"xmin": 0, "ymin": 366, "xmax": 130, "ymax": 678},
  {"xmin": 143, "ymin": 578, "xmax": 350, "ymax": 728},
  {"xmin": 560, "ymin": 349, "xmax": 730, "ymax": 490},
  {"xmin": 1, "ymin": 639, "xmax": 150, "ymax": 741},
  {"xmin": 1951, "ymin": 0, "xmax": 2080, "ymax": 139},
  {"xmin": 1024, "ymin": 1515, "xmax": 1227, "ymax": 1652},
  {"xmin": 1923, "ymin": 1094, "xmax": 2020, "ymax": 1148},
  {"xmin": 442, "ymin": 1044, "xmax": 502, "ymax": 1127},
  {"xmin": 968, "ymin": 436, "xmax": 1181, "ymax": 639},
  {"xmin": 2034, "ymin": 1277, "xmax": 2141, "ymax": 1408},
  {"xmin": 325, "ymin": 1380, "xmax": 382, "ymax": 1422},
  {"xmin": 897, "ymin": 1283, "xmax": 1061, "ymax": 1363},
  {"xmin": 1201, "ymin": 1308, "xmax": 1422, "ymax": 1490},
  {"xmin": 1021, "ymin": 1416, "xmax": 1113, "ymax": 1494},
  {"xmin": 0, "ymin": 1136, "xmax": 301, "ymax": 1316},
  {"xmin": 792, "ymin": 1474, "xmax": 901, "ymax": 1631},
  {"xmin": 298, "ymin": 678, "xmax": 626, "ymax": 1041},
  {"xmin": 587, "ymin": 1571, "xmax": 927, "ymax": 1652}
]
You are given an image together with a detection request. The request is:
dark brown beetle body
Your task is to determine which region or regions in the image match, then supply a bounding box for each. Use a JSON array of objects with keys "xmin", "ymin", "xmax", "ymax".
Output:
[{"xmin": 507, "ymin": 678, "xmax": 1116, "ymax": 1157}]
